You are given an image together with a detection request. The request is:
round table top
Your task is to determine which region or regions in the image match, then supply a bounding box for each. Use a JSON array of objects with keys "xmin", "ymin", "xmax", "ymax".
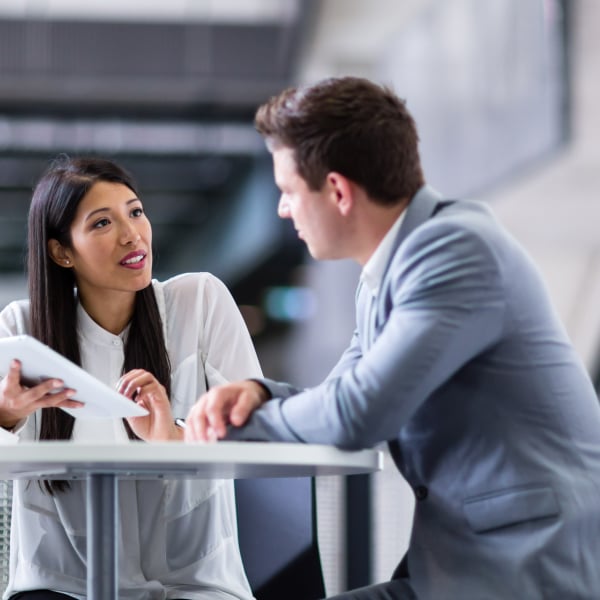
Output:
[{"xmin": 0, "ymin": 440, "xmax": 383, "ymax": 480}]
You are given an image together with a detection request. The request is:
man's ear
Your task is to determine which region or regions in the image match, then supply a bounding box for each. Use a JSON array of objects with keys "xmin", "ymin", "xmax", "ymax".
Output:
[
  {"xmin": 47, "ymin": 239, "xmax": 73, "ymax": 268},
  {"xmin": 326, "ymin": 172, "xmax": 354, "ymax": 216}
]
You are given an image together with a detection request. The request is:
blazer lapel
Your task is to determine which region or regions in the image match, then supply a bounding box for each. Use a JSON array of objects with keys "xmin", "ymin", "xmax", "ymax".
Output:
[
  {"xmin": 377, "ymin": 185, "xmax": 446, "ymax": 470},
  {"xmin": 374, "ymin": 185, "xmax": 446, "ymax": 329},
  {"xmin": 393, "ymin": 185, "xmax": 445, "ymax": 258}
]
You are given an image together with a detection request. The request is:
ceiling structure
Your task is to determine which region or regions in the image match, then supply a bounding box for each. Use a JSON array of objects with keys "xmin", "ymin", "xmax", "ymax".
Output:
[
  {"xmin": 0, "ymin": 6, "xmax": 306, "ymax": 117},
  {"xmin": 0, "ymin": 0, "xmax": 314, "ymax": 325}
]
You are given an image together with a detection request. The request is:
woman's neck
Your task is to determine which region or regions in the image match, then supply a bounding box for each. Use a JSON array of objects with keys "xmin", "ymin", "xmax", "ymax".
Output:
[{"xmin": 78, "ymin": 290, "xmax": 136, "ymax": 335}]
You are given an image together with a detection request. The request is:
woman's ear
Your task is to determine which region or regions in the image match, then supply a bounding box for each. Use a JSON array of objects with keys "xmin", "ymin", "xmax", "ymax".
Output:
[
  {"xmin": 47, "ymin": 239, "xmax": 73, "ymax": 268},
  {"xmin": 326, "ymin": 172, "xmax": 354, "ymax": 216}
]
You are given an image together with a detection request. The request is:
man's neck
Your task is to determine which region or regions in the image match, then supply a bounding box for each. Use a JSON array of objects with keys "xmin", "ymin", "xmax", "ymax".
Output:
[{"xmin": 355, "ymin": 198, "xmax": 409, "ymax": 266}]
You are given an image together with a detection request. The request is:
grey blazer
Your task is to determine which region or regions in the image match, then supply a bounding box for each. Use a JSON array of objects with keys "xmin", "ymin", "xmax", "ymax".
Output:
[{"xmin": 227, "ymin": 185, "xmax": 600, "ymax": 598}]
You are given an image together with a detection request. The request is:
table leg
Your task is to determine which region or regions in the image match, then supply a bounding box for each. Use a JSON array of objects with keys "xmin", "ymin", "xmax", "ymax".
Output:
[{"xmin": 86, "ymin": 474, "xmax": 119, "ymax": 600}]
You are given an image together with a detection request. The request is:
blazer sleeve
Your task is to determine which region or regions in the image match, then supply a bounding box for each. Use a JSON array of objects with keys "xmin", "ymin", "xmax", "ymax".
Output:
[
  {"xmin": 255, "ymin": 327, "xmax": 363, "ymax": 401},
  {"xmin": 226, "ymin": 219, "xmax": 507, "ymax": 448}
]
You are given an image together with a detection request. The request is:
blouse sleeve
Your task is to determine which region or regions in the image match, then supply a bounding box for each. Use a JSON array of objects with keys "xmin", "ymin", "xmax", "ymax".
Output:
[
  {"xmin": 0, "ymin": 300, "xmax": 36, "ymax": 441},
  {"xmin": 0, "ymin": 424, "xmax": 18, "ymax": 444},
  {"xmin": 198, "ymin": 274, "xmax": 263, "ymax": 387}
]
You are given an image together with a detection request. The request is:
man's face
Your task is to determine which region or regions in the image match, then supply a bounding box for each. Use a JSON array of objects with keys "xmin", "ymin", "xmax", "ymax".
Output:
[{"xmin": 272, "ymin": 147, "xmax": 344, "ymax": 260}]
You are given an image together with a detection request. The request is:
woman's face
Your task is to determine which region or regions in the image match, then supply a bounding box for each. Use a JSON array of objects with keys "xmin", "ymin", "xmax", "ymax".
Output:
[{"xmin": 53, "ymin": 181, "xmax": 153, "ymax": 303}]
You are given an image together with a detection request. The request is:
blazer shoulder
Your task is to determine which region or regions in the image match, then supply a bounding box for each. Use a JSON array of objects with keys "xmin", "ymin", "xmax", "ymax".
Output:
[
  {"xmin": 383, "ymin": 200, "xmax": 508, "ymax": 297},
  {"xmin": 399, "ymin": 201, "xmax": 504, "ymax": 261},
  {"xmin": 422, "ymin": 199, "xmax": 499, "ymax": 236}
]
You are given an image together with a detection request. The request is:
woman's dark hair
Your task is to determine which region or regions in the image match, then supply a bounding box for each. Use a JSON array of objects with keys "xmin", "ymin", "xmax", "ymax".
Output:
[
  {"xmin": 254, "ymin": 76, "xmax": 425, "ymax": 204},
  {"xmin": 27, "ymin": 156, "xmax": 171, "ymax": 492}
]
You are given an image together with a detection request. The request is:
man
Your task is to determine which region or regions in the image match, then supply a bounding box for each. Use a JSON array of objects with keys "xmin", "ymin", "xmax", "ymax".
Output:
[{"xmin": 185, "ymin": 77, "xmax": 600, "ymax": 599}]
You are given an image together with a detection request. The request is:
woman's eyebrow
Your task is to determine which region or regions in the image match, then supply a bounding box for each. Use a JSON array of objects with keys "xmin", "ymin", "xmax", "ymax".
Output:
[{"xmin": 84, "ymin": 198, "xmax": 140, "ymax": 222}]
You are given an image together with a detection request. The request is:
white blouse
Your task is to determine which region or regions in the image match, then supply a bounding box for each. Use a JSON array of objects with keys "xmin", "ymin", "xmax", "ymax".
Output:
[{"xmin": 0, "ymin": 273, "xmax": 262, "ymax": 600}]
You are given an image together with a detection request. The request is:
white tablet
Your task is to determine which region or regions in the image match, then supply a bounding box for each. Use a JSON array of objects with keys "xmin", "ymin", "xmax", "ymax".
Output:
[{"xmin": 0, "ymin": 335, "xmax": 148, "ymax": 419}]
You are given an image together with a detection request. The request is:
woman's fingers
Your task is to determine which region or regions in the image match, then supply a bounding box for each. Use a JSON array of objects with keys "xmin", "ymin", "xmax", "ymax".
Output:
[
  {"xmin": 38, "ymin": 388, "xmax": 80, "ymax": 409},
  {"xmin": 116, "ymin": 369, "xmax": 147, "ymax": 398},
  {"xmin": 118, "ymin": 368, "xmax": 176, "ymax": 441},
  {"xmin": 4, "ymin": 359, "xmax": 23, "ymax": 387},
  {"xmin": 1, "ymin": 359, "xmax": 82, "ymax": 425},
  {"xmin": 116, "ymin": 369, "xmax": 165, "ymax": 402}
]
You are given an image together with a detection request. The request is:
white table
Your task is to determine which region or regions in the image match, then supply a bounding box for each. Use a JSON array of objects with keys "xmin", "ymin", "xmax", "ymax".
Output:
[{"xmin": 0, "ymin": 441, "xmax": 383, "ymax": 599}]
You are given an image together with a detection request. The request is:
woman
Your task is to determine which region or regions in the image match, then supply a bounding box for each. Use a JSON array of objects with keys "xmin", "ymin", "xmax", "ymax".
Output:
[{"xmin": 0, "ymin": 157, "xmax": 260, "ymax": 599}]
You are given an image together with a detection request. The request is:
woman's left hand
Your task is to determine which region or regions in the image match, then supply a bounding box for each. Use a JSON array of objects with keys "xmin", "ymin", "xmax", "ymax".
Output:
[{"xmin": 118, "ymin": 369, "xmax": 182, "ymax": 442}]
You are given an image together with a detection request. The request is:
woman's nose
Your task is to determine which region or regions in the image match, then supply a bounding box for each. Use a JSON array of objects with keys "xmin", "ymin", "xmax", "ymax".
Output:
[{"xmin": 121, "ymin": 223, "xmax": 141, "ymax": 245}]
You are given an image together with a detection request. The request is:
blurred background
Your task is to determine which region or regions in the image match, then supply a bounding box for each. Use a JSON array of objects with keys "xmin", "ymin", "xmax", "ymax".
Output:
[{"xmin": 1, "ymin": 0, "xmax": 598, "ymax": 595}]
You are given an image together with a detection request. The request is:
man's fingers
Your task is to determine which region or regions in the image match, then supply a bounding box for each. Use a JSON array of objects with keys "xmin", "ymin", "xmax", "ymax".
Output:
[
  {"xmin": 230, "ymin": 384, "xmax": 266, "ymax": 426},
  {"xmin": 185, "ymin": 383, "xmax": 265, "ymax": 442},
  {"xmin": 186, "ymin": 397, "xmax": 211, "ymax": 442},
  {"xmin": 206, "ymin": 408, "xmax": 227, "ymax": 439},
  {"xmin": 186, "ymin": 394, "xmax": 224, "ymax": 442},
  {"xmin": 229, "ymin": 394, "xmax": 256, "ymax": 427},
  {"xmin": 186, "ymin": 411, "xmax": 206, "ymax": 442},
  {"xmin": 205, "ymin": 389, "xmax": 239, "ymax": 439}
]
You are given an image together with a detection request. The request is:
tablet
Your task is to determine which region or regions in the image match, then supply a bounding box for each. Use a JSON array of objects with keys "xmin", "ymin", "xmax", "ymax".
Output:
[{"xmin": 0, "ymin": 335, "xmax": 148, "ymax": 419}]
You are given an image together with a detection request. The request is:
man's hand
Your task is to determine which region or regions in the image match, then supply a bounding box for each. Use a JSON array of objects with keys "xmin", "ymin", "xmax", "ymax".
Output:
[{"xmin": 185, "ymin": 380, "xmax": 269, "ymax": 442}]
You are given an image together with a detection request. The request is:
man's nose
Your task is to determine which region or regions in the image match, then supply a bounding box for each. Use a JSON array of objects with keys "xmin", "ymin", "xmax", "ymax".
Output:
[{"xmin": 277, "ymin": 196, "xmax": 290, "ymax": 218}]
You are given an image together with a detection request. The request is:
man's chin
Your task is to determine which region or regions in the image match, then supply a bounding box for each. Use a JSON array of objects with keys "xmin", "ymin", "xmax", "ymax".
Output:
[
  {"xmin": 308, "ymin": 247, "xmax": 333, "ymax": 261},
  {"xmin": 306, "ymin": 245, "xmax": 320, "ymax": 260}
]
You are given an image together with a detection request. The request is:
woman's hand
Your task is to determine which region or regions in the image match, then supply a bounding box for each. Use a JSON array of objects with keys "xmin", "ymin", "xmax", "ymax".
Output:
[
  {"xmin": 119, "ymin": 369, "xmax": 182, "ymax": 442},
  {"xmin": 0, "ymin": 359, "xmax": 80, "ymax": 429}
]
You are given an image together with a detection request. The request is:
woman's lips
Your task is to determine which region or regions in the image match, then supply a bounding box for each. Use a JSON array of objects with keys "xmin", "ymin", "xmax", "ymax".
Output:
[{"xmin": 120, "ymin": 251, "xmax": 147, "ymax": 269}]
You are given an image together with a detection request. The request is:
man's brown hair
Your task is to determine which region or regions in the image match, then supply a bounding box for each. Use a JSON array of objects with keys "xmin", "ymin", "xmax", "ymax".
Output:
[{"xmin": 255, "ymin": 76, "xmax": 425, "ymax": 204}]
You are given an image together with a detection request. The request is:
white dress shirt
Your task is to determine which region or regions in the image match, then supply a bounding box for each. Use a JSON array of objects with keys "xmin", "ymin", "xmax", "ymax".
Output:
[
  {"xmin": 360, "ymin": 210, "xmax": 406, "ymax": 299},
  {"xmin": 0, "ymin": 273, "xmax": 261, "ymax": 600}
]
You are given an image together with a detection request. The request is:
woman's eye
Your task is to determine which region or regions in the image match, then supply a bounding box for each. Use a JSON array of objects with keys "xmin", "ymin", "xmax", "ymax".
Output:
[
  {"xmin": 131, "ymin": 207, "xmax": 144, "ymax": 217},
  {"xmin": 93, "ymin": 218, "xmax": 110, "ymax": 229}
]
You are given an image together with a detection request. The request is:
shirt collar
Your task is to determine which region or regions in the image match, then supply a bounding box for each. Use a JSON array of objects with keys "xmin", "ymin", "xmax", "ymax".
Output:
[
  {"xmin": 361, "ymin": 210, "xmax": 406, "ymax": 297},
  {"xmin": 77, "ymin": 301, "xmax": 130, "ymax": 347}
]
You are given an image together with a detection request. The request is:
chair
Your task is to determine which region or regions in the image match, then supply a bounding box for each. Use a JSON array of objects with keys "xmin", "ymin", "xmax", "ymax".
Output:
[
  {"xmin": 0, "ymin": 480, "xmax": 11, "ymax": 596},
  {"xmin": 234, "ymin": 477, "xmax": 325, "ymax": 600}
]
